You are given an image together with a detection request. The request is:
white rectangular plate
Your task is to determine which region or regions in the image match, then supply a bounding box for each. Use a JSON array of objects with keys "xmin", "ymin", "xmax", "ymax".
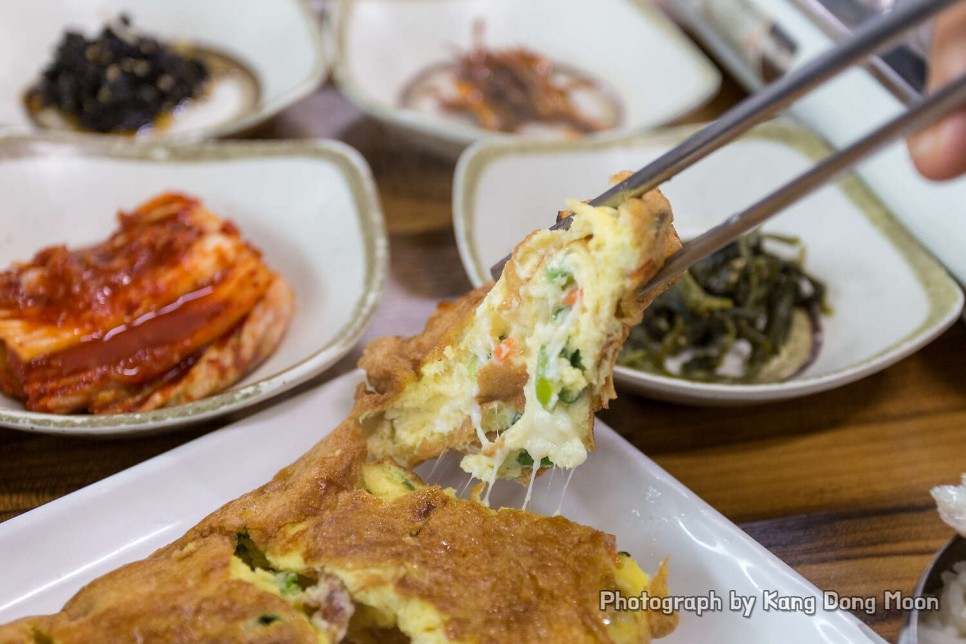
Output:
[{"xmin": 0, "ymin": 370, "xmax": 883, "ymax": 642}]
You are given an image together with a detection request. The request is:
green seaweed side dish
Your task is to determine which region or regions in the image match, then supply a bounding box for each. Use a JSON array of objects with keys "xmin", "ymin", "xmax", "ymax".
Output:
[{"xmin": 619, "ymin": 233, "xmax": 828, "ymax": 384}]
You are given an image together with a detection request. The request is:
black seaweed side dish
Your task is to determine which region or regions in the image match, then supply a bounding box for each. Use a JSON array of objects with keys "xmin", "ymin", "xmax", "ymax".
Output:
[{"xmin": 26, "ymin": 15, "xmax": 210, "ymax": 133}]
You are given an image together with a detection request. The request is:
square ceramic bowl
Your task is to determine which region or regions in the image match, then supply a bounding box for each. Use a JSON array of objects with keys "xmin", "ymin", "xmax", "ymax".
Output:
[
  {"xmin": 0, "ymin": 135, "xmax": 387, "ymax": 435},
  {"xmin": 332, "ymin": 0, "xmax": 721, "ymax": 156},
  {"xmin": 454, "ymin": 121, "xmax": 964, "ymax": 405},
  {"xmin": 0, "ymin": 0, "xmax": 326, "ymax": 141}
]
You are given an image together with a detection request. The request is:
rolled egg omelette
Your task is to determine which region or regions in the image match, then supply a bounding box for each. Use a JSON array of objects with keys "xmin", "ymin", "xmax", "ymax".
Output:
[
  {"xmin": 0, "ymin": 419, "xmax": 676, "ymax": 643},
  {"xmin": 357, "ymin": 174, "xmax": 680, "ymax": 486}
]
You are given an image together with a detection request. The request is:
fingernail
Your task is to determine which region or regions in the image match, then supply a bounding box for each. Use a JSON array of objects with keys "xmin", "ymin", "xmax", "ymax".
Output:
[
  {"xmin": 933, "ymin": 37, "xmax": 966, "ymax": 87},
  {"xmin": 910, "ymin": 125, "xmax": 941, "ymax": 161}
]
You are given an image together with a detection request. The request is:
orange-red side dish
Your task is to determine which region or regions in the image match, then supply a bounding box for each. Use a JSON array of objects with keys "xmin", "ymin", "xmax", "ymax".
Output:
[
  {"xmin": 0, "ymin": 193, "xmax": 294, "ymax": 414},
  {"xmin": 439, "ymin": 42, "xmax": 608, "ymax": 134}
]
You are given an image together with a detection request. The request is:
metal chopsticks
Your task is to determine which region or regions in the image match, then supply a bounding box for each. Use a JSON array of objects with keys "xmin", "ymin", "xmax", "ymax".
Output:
[
  {"xmin": 640, "ymin": 72, "xmax": 966, "ymax": 297},
  {"xmin": 489, "ymin": 0, "xmax": 963, "ymax": 282}
]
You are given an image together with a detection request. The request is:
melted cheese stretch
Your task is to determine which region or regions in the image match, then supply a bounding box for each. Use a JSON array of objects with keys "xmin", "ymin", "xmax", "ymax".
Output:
[
  {"xmin": 377, "ymin": 197, "xmax": 661, "ymax": 488},
  {"xmin": 464, "ymin": 200, "xmax": 635, "ymax": 483}
]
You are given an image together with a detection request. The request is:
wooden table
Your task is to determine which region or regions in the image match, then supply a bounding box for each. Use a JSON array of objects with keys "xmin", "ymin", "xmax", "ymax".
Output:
[{"xmin": 1, "ymin": 70, "xmax": 963, "ymax": 644}]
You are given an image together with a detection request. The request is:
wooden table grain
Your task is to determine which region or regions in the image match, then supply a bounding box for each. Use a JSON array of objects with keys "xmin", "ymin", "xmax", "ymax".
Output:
[{"xmin": 1, "ymin": 76, "xmax": 962, "ymax": 643}]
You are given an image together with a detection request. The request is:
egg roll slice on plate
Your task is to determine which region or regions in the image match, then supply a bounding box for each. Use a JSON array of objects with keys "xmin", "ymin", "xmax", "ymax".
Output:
[
  {"xmin": 357, "ymin": 176, "xmax": 680, "ymax": 485},
  {"xmin": 0, "ymin": 418, "xmax": 676, "ymax": 644}
]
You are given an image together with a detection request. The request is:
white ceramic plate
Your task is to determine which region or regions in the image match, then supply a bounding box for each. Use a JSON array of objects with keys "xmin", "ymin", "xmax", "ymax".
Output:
[
  {"xmin": 332, "ymin": 0, "xmax": 721, "ymax": 156},
  {"xmin": 0, "ymin": 370, "xmax": 884, "ymax": 643},
  {"xmin": 454, "ymin": 121, "xmax": 964, "ymax": 405},
  {"xmin": 0, "ymin": 0, "xmax": 326, "ymax": 141},
  {"xmin": 0, "ymin": 135, "xmax": 387, "ymax": 435}
]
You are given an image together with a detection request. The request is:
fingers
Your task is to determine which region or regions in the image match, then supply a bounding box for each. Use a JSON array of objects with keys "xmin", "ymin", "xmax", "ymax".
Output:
[{"xmin": 907, "ymin": 2, "xmax": 966, "ymax": 181}]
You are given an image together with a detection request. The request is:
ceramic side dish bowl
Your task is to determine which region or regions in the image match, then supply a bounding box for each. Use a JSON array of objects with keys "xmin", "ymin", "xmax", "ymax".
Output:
[
  {"xmin": 454, "ymin": 121, "xmax": 964, "ymax": 405},
  {"xmin": 332, "ymin": 0, "xmax": 721, "ymax": 156},
  {"xmin": 0, "ymin": 0, "xmax": 326, "ymax": 141},
  {"xmin": 0, "ymin": 135, "xmax": 387, "ymax": 435}
]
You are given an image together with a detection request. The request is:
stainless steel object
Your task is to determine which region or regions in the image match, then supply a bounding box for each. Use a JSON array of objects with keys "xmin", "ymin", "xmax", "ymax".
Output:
[
  {"xmin": 637, "ymin": 72, "xmax": 966, "ymax": 298},
  {"xmin": 792, "ymin": 0, "xmax": 928, "ymax": 103},
  {"xmin": 488, "ymin": 0, "xmax": 963, "ymax": 285},
  {"xmin": 900, "ymin": 535, "xmax": 966, "ymax": 643}
]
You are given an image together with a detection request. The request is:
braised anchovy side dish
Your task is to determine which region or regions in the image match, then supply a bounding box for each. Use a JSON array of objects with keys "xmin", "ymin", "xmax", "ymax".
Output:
[
  {"xmin": 407, "ymin": 24, "xmax": 614, "ymax": 136},
  {"xmin": 25, "ymin": 15, "xmax": 210, "ymax": 133},
  {"xmin": 357, "ymin": 173, "xmax": 680, "ymax": 486},
  {"xmin": 619, "ymin": 232, "xmax": 828, "ymax": 383},
  {"xmin": 439, "ymin": 43, "xmax": 606, "ymax": 134},
  {"xmin": 0, "ymin": 193, "xmax": 294, "ymax": 414}
]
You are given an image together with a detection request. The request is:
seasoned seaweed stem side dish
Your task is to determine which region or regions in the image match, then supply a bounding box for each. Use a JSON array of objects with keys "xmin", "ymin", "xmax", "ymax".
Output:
[
  {"xmin": 25, "ymin": 14, "xmax": 210, "ymax": 134},
  {"xmin": 619, "ymin": 233, "xmax": 828, "ymax": 383}
]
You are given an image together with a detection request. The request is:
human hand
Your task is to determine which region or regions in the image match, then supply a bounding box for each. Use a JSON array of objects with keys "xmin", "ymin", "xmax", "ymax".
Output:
[{"xmin": 907, "ymin": 2, "xmax": 966, "ymax": 181}]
